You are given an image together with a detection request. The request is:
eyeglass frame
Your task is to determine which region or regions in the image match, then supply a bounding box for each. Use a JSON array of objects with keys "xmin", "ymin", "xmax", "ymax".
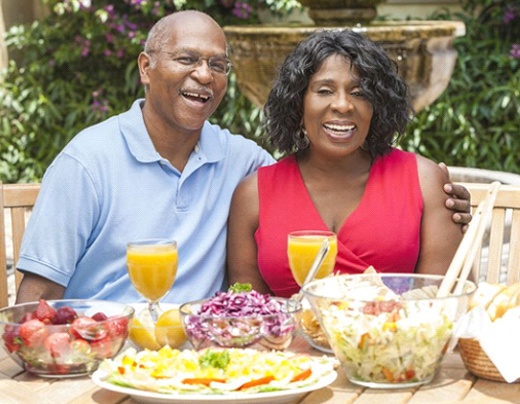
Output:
[{"xmin": 146, "ymin": 50, "xmax": 233, "ymax": 76}]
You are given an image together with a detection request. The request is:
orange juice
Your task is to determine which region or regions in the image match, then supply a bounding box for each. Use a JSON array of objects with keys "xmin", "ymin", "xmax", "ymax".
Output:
[
  {"xmin": 127, "ymin": 244, "xmax": 178, "ymax": 302},
  {"xmin": 288, "ymin": 232, "xmax": 337, "ymax": 286}
]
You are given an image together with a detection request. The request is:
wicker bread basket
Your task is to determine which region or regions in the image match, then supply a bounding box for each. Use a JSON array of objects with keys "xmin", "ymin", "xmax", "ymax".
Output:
[{"xmin": 458, "ymin": 338, "xmax": 520, "ymax": 383}]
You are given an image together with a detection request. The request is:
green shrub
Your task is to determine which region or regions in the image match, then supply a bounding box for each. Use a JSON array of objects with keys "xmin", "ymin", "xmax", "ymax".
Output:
[
  {"xmin": 402, "ymin": 1, "xmax": 520, "ymax": 173},
  {"xmin": 0, "ymin": 0, "xmax": 272, "ymax": 182},
  {"xmin": 0, "ymin": 0, "xmax": 518, "ymax": 181}
]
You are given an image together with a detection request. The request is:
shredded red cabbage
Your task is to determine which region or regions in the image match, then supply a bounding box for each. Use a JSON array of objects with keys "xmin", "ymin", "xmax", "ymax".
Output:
[
  {"xmin": 183, "ymin": 291, "xmax": 298, "ymax": 349},
  {"xmin": 198, "ymin": 290, "xmax": 284, "ymax": 317}
]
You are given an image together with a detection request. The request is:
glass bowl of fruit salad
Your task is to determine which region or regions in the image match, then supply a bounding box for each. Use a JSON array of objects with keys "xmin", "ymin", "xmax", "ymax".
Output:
[
  {"xmin": 0, "ymin": 299, "xmax": 134, "ymax": 377},
  {"xmin": 302, "ymin": 273, "xmax": 476, "ymax": 389}
]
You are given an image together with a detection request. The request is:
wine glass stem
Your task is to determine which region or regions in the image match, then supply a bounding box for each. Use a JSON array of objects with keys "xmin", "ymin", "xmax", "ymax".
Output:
[{"xmin": 148, "ymin": 301, "xmax": 161, "ymax": 322}]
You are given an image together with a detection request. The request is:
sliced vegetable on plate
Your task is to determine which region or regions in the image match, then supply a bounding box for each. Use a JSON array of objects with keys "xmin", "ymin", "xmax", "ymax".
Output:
[{"xmin": 92, "ymin": 346, "xmax": 337, "ymax": 396}]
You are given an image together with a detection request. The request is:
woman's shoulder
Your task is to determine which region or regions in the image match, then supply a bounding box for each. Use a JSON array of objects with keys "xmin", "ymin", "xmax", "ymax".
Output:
[
  {"xmin": 415, "ymin": 154, "xmax": 448, "ymax": 181},
  {"xmin": 377, "ymin": 148, "xmax": 441, "ymax": 174},
  {"xmin": 259, "ymin": 155, "xmax": 297, "ymax": 174},
  {"xmin": 372, "ymin": 148, "xmax": 418, "ymax": 172}
]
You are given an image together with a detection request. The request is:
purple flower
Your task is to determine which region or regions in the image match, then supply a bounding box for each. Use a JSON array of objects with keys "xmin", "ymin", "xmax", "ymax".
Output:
[
  {"xmin": 232, "ymin": 1, "xmax": 252, "ymax": 19},
  {"xmin": 511, "ymin": 44, "xmax": 520, "ymax": 59},
  {"xmin": 125, "ymin": 22, "xmax": 138, "ymax": 31},
  {"xmin": 152, "ymin": 2, "xmax": 161, "ymax": 16},
  {"xmin": 103, "ymin": 49, "xmax": 112, "ymax": 57},
  {"xmin": 503, "ymin": 7, "xmax": 516, "ymax": 24},
  {"xmin": 91, "ymin": 99, "xmax": 109, "ymax": 114},
  {"xmin": 104, "ymin": 5, "xmax": 116, "ymax": 20},
  {"xmin": 80, "ymin": 39, "xmax": 91, "ymax": 57}
]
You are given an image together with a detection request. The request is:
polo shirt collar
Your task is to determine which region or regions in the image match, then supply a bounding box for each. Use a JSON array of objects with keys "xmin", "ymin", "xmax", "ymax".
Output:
[{"xmin": 119, "ymin": 99, "xmax": 225, "ymax": 164}]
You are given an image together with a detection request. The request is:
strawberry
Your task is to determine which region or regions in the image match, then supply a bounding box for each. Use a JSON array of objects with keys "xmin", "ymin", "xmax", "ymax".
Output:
[
  {"xmin": 34, "ymin": 299, "xmax": 56, "ymax": 323},
  {"xmin": 105, "ymin": 317, "xmax": 129, "ymax": 339},
  {"xmin": 70, "ymin": 338, "xmax": 91, "ymax": 355},
  {"xmin": 91, "ymin": 312, "xmax": 108, "ymax": 322},
  {"xmin": 19, "ymin": 319, "xmax": 49, "ymax": 347},
  {"xmin": 52, "ymin": 306, "xmax": 78, "ymax": 325},
  {"xmin": 44, "ymin": 332, "xmax": 71, "ymax": 359},
  {"xmin": 2, "ymin": 325, "xmax": 22, "ymax": 353},
  {"xmin": 20, "ymin": 312, "xmax": 36, "ymax": 323},
  {"xmin": 70, "ymin": 316, "xmax": 106, "ymax": 341}
]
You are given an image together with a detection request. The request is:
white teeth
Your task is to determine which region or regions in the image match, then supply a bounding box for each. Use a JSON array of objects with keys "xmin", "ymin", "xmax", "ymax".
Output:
[
  {"xmin": 182, "ymin": 92, "xmax": 210, "ymax": 101},
  {"xmin": 324, "ymin": 123, "xmax": 355, "ymax": 131}
]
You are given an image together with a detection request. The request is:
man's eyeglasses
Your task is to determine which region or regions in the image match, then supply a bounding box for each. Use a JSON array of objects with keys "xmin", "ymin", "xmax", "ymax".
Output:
[{"xmin": 149, "ymin": 51, "xmax": 233, "ymax": 76}]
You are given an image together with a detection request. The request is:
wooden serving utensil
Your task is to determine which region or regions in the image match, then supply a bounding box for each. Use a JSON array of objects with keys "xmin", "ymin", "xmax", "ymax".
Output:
[{"xmin": 437, "ymin": 181, "xmax": 501, "ymax": 298}]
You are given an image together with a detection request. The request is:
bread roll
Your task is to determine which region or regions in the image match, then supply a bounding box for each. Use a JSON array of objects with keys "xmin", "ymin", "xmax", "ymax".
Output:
[
  {"xmin": 486, "ymin": 283, "xmax": 520, "ymax": 321},
  {"xmin": 469, "ymin": 282, "xmax": 506, "ymax": 311}
]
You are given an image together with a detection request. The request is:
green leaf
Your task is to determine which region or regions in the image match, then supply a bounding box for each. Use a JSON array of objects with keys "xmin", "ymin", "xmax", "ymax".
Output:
[{"xmin": 228, "ymin": 283, "xmax": 253, "ymax": 293}]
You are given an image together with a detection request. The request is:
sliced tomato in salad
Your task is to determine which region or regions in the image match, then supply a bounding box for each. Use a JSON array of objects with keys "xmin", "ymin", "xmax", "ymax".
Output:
[
  {"xmin": 238, "ymin": 375, "xmax": 275, "ymax": 390},
  {"xmin": 182, "ymin": 377, "xmax": 227, "ymax": 386}
]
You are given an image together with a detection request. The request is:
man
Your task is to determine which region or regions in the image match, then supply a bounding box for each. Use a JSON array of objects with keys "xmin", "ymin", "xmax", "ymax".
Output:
[{"xmin": 15, "ymin": 11, "xmax": 471, "ymax": 304}]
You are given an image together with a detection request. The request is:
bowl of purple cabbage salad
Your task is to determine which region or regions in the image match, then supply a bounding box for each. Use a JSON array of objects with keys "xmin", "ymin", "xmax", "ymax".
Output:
[{"xmin": 179, "ymin": 284, "xmax": 301, "ymax": 351}]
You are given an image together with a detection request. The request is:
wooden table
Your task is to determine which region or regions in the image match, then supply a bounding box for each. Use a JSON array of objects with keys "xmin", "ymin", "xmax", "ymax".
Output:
[{"xmin": 1, "ymin": 336, "xmax": 519, "ymax": 404}]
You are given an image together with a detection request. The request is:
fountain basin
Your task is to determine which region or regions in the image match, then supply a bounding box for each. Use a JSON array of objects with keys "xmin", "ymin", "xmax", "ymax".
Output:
[{"xmin": 224, "ymin": 20, "xmax": 465, "ymax": 112}]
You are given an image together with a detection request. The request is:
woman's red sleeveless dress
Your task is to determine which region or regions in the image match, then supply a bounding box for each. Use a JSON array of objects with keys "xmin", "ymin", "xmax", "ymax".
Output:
[{"xmin": 255, "ymin": 149, "xmax": 423, "ymax": 298}]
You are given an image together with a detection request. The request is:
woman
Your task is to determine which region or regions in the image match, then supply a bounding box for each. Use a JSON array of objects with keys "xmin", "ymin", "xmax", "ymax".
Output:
[{"xmin": 227, "ymin": 29, "xmax": 463, "ymax": 298}]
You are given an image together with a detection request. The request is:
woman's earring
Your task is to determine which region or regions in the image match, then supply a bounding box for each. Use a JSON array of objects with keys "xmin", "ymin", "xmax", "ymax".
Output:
[{"xmin": 295, "ymin": 126, "xmax": 310, "ymax": 150}]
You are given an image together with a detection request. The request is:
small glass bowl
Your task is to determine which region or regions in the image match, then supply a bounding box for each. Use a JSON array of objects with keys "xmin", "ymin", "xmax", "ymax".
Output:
[
  {"xmin": 180, "ymin": 297, "xmax": 301, "ymax": 351},
  {"xmin": 294, "ymin": 299, "xmax": 333, "ymax": 354}
]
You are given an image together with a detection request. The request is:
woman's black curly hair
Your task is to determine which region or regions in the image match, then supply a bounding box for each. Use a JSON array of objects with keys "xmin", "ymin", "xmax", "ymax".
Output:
[{"xmin": 263, "ymin": 29, "xmax": 413, "ymax": 158}]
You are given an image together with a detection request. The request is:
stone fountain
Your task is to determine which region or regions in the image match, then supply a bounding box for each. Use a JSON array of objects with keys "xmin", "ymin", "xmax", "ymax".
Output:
[{"xmin": 223, "ymin": 1, "xmax": 465, "ymax": 112}]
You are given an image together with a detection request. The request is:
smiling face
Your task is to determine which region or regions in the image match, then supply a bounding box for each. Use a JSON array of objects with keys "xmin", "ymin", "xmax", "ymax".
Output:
[
  {"xmin": 139, "ymin": 12, "xmax": 228, "ymax": 137},
  {"xmin": 302, "ymin": 54, "xmax": 373, "ymax": 158}
]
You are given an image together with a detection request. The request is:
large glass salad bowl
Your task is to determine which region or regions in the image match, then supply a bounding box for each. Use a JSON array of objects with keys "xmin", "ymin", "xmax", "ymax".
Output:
[{"xmin": 302, "ymin": 273, "xmax": 476, "ymax": 389}]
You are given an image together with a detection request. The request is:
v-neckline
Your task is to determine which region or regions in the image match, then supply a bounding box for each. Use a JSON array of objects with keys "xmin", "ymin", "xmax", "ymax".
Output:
[{"xmin": 292, "ymin": 155, "xmax": 375, "ymax": 237}]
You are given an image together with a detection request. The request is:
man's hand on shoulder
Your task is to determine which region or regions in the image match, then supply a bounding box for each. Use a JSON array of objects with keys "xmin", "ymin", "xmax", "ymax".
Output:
[{"xmin": 438, "ymin": 162, "xmax": 472, "ymax": 233}]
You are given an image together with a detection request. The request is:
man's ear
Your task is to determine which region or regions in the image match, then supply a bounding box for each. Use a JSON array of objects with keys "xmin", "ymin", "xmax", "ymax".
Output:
[{"xmin": 138, "ymin": 52, "xmax": 152, "ymax": 86}]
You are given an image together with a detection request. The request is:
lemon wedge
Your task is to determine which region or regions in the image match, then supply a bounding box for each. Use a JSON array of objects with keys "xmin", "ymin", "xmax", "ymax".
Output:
[
  {"xmin": 154, "ymin": 308, "xmax": 187, "ymax": 348},
  {"xmin": 129, "ymin": 312, "xmax": 161, "ymax": 350}
]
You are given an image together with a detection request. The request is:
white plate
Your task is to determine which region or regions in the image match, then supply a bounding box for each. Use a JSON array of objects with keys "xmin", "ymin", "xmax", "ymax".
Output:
[{"xmin": 91, "ymin": 370, "xmax": 337, "ymax": 404}]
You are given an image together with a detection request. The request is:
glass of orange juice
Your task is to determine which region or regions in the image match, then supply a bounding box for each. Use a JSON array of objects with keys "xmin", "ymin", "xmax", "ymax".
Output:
[
  {"xmin": 127, "ymin": 239, "xmax": 178, "ymax": 322},
  {"xmin": 288, "ymin": 231, "xmax": 338, "ymax": 286}
]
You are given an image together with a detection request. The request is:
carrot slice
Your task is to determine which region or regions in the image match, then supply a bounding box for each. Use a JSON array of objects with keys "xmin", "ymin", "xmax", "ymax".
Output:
[
  {"xmin": 291, "ymin": 368, "xmax": 312, "ymax": 382},
  {"xmin": 239, "ymin": 375, "xmax": 275, "ymax": 390},
  {"xmin": 182, "ymin": 377, "xmax": 226, "ymax": 386},
  {"xmin": 382, "ymin": 367, "xmax": 394, "ymax": 382},
  {"xmin": 358, "ymin": 333, "xmax": 369, "ymax": 349}
]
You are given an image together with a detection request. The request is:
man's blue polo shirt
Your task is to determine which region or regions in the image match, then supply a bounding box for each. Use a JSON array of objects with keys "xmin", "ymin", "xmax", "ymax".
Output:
[{"xmin": 17, "ymin": 99, "xmax": 274, "ymax": 304}]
